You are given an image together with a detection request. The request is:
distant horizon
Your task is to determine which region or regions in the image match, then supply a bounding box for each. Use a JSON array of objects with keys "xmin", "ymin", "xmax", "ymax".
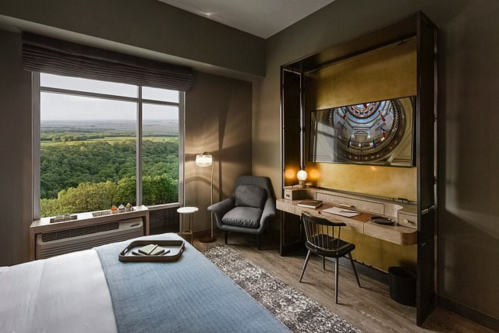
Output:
[
  {"xmin": 41, "ymin": 119, "xmax": 179, "ymax": 123},
  {"xmin": 40, "ymin": 118, "xmax": 179, "ymax": 135}
]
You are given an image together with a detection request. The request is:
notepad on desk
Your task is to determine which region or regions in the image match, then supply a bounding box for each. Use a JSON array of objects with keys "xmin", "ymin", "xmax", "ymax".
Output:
[
  {"xmin": 297, "ymin": 200, "xmax": 323, "ymax": 209},
  {"xmin": 322, "ymin": 206, "xmax": 361, "ymax": 217}
]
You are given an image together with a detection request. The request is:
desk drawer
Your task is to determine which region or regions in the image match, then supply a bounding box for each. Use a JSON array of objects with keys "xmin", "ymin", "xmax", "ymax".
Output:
[
  {"xmin": 397, "ymin": 211, "xmax": 418, "ymax": 229},
  {"xmin": 283, "ymin": 188, "xmax": 310, "ymax": 200},
  {"xmin": 312, "ymin": 210, "xmax": 363, "ymax": 234},
  {"xmin": 294, "ymin": 205, "xmax": 321, "ymax": 217},
  {"xmin": 317, "ymin": 193, "xmax": 385, "ymax": 215}
]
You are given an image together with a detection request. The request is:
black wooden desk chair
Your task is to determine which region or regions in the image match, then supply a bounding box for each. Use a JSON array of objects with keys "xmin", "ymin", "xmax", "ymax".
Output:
[{"xmin": 299, "ymin": 212, "xmax": 361, "ymax": 304}]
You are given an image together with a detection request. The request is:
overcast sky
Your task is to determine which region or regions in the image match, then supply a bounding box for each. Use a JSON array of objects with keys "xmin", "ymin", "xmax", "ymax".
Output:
[{"xmin": 40, "ymin": 74, "xmax": 179, "ymax": 121}]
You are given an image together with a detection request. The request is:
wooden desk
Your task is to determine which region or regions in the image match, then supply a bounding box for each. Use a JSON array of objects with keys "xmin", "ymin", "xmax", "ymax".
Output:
[
  {"xmin": 277, "ymin": 199, "xmax": 417, "ymax": 245},
  {"xmin": 277, "ymin": 188, "xmax": 417, "ymax": 255}
]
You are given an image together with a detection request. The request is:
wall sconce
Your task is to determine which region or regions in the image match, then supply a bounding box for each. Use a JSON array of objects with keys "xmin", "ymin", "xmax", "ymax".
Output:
[
  {"xmin": 195, "ymin": 152, "xmax": 216, "ymax": 243},
  {"xmin": 297, "ymin": 169, "xmax": 308, "ymax": 188}
]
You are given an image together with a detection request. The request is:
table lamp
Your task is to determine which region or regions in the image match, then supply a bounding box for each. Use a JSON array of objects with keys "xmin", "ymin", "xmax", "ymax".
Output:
[
  {"xmin": 196, "ymin": 152, "xmax": 216, "ymax": 243},
  {"xmin": 297, "ymin": 169, "xmax": 308, "ymax": 188}
]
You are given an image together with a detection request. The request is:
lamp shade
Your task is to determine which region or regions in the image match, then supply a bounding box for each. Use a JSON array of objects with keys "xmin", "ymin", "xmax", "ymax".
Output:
[
  {"xmin": 297, "ymin": 169, "xmax": 308, "ymax": 181},
  {"xmin": 196, "ymin": 153, "xmax": 213, "ymax": 167}
]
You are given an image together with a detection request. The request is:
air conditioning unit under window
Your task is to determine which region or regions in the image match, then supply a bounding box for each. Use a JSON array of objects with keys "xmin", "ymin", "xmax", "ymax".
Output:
[{"xmin": 36, "ymin": 218, "xmax": 144, "ymax": 259}]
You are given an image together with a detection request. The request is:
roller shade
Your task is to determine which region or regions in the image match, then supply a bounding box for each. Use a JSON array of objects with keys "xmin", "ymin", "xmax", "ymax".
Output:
[{"xmin": 22, "ymin": 32, "xmax": 193, "ymax": 91}]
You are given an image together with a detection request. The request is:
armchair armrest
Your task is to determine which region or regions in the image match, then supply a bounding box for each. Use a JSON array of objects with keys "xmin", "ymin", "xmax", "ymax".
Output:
[
  {"xmin": 208, "ymin": 197, "xmax": 235, "ymax": 227},
  {"xmin": 259, "ymin": 198, "xmax": 277, "ymax": 229}
]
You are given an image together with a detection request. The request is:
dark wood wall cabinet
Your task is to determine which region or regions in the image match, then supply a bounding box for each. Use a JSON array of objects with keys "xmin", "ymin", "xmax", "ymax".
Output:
[{"xmin": 280, "ymin": 12, "xmax": 437, "ymax": 326}]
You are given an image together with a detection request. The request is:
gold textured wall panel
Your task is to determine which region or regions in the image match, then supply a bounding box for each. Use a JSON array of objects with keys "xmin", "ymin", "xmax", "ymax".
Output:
[
  {"xmin": 306, "ymin": 38, "xmax": 418, "ymax": 201},
  {"xmin": 308, "ymin": 38, "xmax": 417, "ymax": 109},
  {"xmin": 307, "ymin": 163, "xmax": 417, "ymax": 201}
]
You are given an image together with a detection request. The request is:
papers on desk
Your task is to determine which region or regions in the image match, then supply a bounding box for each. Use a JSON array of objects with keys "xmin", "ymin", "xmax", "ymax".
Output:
[
  {"xmin": 297, "ymin": 200, "xmax": 323, "ymax": 209},
  {"xmin": 322, "ymin": 207, "xmax": 361, "ymax": 217}
]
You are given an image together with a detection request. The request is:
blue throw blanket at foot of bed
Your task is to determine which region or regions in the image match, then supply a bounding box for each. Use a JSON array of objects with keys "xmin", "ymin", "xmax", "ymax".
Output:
[{"xmin": 95, "ymin": 233, "xmax": 290, "ymax": 333}]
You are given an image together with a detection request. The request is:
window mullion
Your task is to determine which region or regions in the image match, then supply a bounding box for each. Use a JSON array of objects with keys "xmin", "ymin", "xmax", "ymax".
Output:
[
  {"xmin": 179, "ymin": 92, "xmax": 185, "ymax": 206},
  {"xmin": 137, "ymin": 86, "xmax": 143, "ymax": 206},
  {"xmin": 33, "ymin": 73, "xmax": 41, "ymax": 220}
]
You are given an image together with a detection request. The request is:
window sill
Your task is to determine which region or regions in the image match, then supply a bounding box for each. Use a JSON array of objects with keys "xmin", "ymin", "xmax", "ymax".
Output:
[{"xmin": 146, "ymin": 203, "xmax": 181, "ymax": 211}]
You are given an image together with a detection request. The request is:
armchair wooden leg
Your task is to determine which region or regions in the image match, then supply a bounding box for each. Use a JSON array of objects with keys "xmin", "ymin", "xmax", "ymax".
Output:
[
  {"xmin": 257, "ymin": 234, "xmax": 261, "ymax": 250},
  {"xmin": 225, "ymin": 231, "xmax": 228, "ymax": 245},
  {"xmin": 323, "ymin": 256, "xmax": 326, "ymax": 270},
  {"xmin": 299, "ymin": 250, "xmax": 312, "ymax": 282},
  {"xmin": 348, "ymin": 253, "xmax": 361, "ymax": 288},
  {"xmin": 335, "ymin": 258, "xmax": 339, "ymax": 304}
]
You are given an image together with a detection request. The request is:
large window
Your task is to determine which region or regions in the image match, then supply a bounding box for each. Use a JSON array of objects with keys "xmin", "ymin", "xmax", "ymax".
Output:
[{"xmin": 35, "ymin": 73, "xmax": 183, "ymax": 218}]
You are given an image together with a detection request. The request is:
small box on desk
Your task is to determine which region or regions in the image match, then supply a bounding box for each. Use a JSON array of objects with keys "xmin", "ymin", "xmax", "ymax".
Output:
[{"xmin": 283, "ymin": 187, "xmax": 311, "ymax": 201}]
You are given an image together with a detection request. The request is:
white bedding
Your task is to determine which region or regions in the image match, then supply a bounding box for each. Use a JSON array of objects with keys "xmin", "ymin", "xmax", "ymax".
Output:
[{"xmin": 0, "ymin": 249, "xmax": 117, "ymax": 333}]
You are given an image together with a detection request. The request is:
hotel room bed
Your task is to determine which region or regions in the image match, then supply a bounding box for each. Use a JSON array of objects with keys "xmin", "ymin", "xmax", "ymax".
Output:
[{"xmin": 0, "ymin": 233, "xmax": 290, "ymax": 333}]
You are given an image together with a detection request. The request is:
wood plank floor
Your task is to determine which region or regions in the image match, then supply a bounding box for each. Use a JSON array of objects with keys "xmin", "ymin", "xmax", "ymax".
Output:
[{"xmin": 193, "ymin": 232, "xmax": 493, "ymax": 333}]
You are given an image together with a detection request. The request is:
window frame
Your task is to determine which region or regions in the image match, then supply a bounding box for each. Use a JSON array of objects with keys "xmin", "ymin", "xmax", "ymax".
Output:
[{"xmin": 32, "ymin": 72, "xmax": 185, "ymax": 219}]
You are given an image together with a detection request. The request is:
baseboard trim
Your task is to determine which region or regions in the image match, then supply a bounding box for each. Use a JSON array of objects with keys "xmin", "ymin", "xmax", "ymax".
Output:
[{"xmin": 437, "ymin": 296, "xmax": 499, "ymax": 331}]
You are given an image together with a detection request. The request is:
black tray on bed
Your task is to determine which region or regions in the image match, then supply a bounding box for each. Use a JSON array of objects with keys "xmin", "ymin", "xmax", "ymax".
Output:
[{"xmin": 119, "ymin": 239, "xmax": 185, "ymax": 262}]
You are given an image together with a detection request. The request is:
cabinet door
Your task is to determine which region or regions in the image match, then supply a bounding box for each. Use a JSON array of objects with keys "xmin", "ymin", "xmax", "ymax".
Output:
[
  {"xmin": 416, "ymin": 13, "xmax": 437, "ymax": 326},
  {"xmin": 280, "ymin": 69, "xmax": 305, "ymax": 255}
]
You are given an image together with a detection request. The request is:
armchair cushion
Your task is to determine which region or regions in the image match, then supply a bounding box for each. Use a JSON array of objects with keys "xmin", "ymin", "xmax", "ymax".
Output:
[
  {"xmin": 234, "ymin": 185, "xmax": 267, "ymax": 209},
  {"xmin": 222, "ymin": 207, "xmax": 262, "ymax": 228}
]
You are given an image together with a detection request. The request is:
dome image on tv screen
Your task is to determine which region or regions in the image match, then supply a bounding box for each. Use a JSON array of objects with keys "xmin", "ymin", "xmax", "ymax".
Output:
[{"xmin": 309, "ymin": 97, "xmax": 415, "ymax": 167}]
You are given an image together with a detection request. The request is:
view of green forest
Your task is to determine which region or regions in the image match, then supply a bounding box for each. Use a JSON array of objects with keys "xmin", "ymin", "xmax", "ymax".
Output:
[{"xmin": 40, "ymin": 120, "xmax": 178, "ymax": 217}]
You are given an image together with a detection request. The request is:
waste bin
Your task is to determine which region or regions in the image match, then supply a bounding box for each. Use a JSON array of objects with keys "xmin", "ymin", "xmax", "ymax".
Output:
[{"xmin": 388, "ymin": 266, "xmax": 416, "ymax": 306}]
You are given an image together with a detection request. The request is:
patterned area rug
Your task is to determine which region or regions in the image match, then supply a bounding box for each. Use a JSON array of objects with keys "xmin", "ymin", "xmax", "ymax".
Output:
[{"xmin": 204, "ymin": 246, "xmax": 362, "ymax": 333}]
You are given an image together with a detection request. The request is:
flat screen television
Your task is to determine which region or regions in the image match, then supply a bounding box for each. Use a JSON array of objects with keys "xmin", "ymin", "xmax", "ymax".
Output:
[{"xmin": 309, "ymin": 97, "xmax": 415, "ymax": 167}]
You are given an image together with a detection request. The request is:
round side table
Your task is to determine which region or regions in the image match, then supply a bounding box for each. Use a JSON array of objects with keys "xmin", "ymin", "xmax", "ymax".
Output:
[{"xmin": 177, "ymin": 206, "xmax": 198, "ymax": 243}]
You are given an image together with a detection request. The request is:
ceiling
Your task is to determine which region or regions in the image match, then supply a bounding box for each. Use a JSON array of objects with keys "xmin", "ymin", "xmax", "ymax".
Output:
[{"xmin": 158, "ymin": 0, "xmax": 335, "ymax": 39}]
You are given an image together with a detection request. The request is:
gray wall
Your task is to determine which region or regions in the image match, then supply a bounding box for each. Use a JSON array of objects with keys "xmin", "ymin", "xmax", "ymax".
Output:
[
  {"xmin": 185, "ymin": 72, "xmax": 252, "ymax": 232},
  {"xmin": 0, "ymin": 0, "xmax": 265, "ymax": 77},
  {"xmin": 0, "ymin": 30, "xmax": 33, "ymax": 266},
  {"xmin": 253, "ymin": 0, "xmax": 499, "ymax": 321},
  {"xmin": 438, "ymin": 2, "xmax": 499, "ymax": 318}
]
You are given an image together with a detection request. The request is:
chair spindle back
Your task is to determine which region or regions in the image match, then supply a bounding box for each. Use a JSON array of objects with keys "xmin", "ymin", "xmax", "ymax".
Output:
[{"xmin": 301, "ymin": 213, "xmax": 347, "ymax": 252}]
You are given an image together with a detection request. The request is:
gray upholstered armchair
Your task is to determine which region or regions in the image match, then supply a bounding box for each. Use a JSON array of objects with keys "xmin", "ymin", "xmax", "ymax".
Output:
[{"xmin": 208, "ymin": 175, "xmax": 277, "ymax": 249}]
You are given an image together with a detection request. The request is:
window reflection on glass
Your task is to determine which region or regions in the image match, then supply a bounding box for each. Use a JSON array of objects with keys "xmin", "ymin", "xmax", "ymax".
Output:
[
  {"xmin": 142, "ymin": 103, "xmax": 179, "ymax": 206},
  {"xmin": 142, "ymin": 86, "xmax": 179, "ymax": 103},
  {"xmin": 41, "ymin": 73, "xmax": 138, "ymax": 97}
]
